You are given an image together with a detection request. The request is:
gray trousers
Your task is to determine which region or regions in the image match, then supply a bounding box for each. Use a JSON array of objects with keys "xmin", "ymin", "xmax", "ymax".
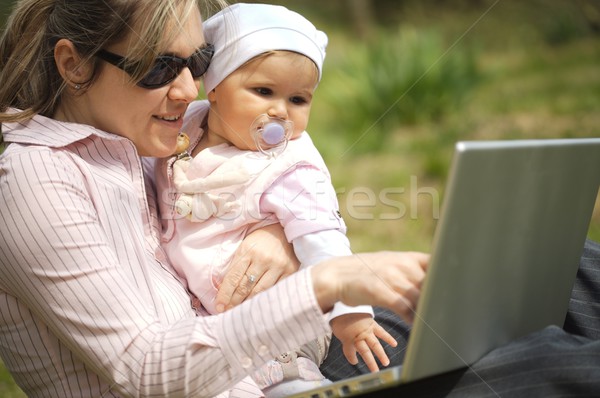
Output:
[{"xmin": 320, "ymin": 238, "xmax": 600, "ymax": 396}]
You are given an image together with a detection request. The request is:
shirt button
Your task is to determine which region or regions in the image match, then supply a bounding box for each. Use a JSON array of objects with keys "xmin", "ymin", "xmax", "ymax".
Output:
[
  {"xmin": 240, "ymin": 357, "xmax": 252, "ymax": 368},
  {"xmin": 258, "ymin": 345, "xmax": 269, "ymax": 356},
  {"xmin": 276, "ymin": 352, "xmax": 293, "ymax": 363}
]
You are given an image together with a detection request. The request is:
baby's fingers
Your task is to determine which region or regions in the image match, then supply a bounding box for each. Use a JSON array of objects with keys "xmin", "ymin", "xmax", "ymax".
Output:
[
  {"xmin": 356, "ymin": 339, "xmax": 379, "ymax": 372},
  {"xmin": 342, "ymin": 343, "xmax": 359, "ymax": 366},
  {"xmin": 374, "ymin": 323, "xmax": 398, "ymax": 349}
]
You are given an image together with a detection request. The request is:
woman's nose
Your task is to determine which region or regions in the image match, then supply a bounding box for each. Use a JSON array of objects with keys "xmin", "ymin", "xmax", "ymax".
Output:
[{"xmin": 168, "ymin": 67, "xmax": 199, "ymax": 103}]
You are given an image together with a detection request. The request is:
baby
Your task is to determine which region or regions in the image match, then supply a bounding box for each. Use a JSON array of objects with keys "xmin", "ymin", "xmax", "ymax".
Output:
[{"xmin": 156, "ymin": 3, "xmax": 396, "ymax": 397}]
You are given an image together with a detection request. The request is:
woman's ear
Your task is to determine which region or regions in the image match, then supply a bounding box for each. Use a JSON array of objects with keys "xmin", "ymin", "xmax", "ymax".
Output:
[{"xmin": 54, "ymin": 38, "xmax": 91, "ymax": 88}]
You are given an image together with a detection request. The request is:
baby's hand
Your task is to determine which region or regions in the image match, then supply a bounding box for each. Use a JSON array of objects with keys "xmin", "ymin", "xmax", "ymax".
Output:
[{"xmin": 330, "ymin": 313, "xmax": 397, "ymax": 372}]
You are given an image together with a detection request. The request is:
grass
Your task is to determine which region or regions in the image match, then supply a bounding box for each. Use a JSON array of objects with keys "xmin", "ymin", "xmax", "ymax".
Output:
[
  {"xmin": 0, "ymin": 359, "xmax": 25, "ymax": 398},
  {"xmin": 0, "ymin": 0, "xmax": 598, "ymax": 394},
  {"xmin": 330, "ymin": 34, "xmax": 600, "ymax": 253}
]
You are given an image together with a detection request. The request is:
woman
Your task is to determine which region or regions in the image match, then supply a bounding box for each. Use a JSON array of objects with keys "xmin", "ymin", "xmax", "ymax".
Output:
[{"xmin": 0, "ymin": 0, "xmax": 427, "ymax": 397}]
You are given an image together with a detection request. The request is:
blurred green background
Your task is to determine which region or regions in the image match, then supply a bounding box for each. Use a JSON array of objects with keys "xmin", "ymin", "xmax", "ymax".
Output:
[{"xmin": 0, "ymin": 0, "xmax": 599, "ymax": 395}]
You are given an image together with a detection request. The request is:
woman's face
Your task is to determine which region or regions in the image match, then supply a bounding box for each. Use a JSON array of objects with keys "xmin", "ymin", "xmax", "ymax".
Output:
[{"xmin": 61, "ymin": 8, "xmax": 205, "ymax": 157}]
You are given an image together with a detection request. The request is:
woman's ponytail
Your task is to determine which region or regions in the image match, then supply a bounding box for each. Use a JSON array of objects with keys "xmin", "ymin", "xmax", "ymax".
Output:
[{"xmin": 0, "ymin": 0, "xmax": 58, "ymax": 123}]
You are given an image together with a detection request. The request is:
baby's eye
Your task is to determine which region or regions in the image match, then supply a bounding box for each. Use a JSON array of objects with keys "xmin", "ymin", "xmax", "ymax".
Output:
[
  {"xmin": 290, "ymin": 96, "xmax": 308, "ymax": 105},
  {"xmin": 255, "ymin": 87, "xmax": 272, "ymax": 96}
]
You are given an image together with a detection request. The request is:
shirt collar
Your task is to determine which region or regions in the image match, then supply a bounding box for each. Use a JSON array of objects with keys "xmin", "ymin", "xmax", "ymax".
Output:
[{"xmin": 2, "ymin": 109, "xmax": 126, "ymax": 148}]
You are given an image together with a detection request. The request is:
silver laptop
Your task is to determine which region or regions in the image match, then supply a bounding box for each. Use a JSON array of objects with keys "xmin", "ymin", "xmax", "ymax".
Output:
[{"xmin": 290, "ymin": 137, "xmax": 600, "ymax": 398}]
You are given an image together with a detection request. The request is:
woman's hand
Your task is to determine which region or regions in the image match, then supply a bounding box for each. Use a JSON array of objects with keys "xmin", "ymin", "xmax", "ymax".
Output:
[
  {"xmin": 214, "ymin": 223, "xmax": 300, "ymax": 312},
  {"xmin": 311, "ymin": 251, "xmax": 429, "ymax": 323}
]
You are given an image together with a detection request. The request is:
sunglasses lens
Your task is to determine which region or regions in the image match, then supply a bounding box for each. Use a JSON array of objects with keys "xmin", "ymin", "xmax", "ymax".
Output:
[
  {"xmin": 136, "ymin": 45, "xmax": 214, "ymax": 89},
  {"xmin": 189, "ymin": 47, "xmax": 213, "ymax": 78},
  {"xmin": 138, "ymin": 59, "xmax": 178, "ymax": 88}
]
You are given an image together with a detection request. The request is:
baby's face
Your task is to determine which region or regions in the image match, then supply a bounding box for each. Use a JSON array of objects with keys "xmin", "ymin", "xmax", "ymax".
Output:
[{"xmin": 206, "ymin": 51, "xmax": 318, "ymax": 151}]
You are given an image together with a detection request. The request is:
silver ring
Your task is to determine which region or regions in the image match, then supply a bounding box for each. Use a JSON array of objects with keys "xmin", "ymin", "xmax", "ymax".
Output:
[{"xmin": 247, "ymin": 274, "xmax": 257, "ymax": 284}]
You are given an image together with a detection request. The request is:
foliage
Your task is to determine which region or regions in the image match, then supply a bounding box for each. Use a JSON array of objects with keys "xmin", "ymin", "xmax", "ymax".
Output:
[
  {"xmin": 312, "ymin": 26, "xmax": 480, "ymax": 154},
  {"xmin": 0, "ymin": 360, "xmax": 25, "ymax": 398}
]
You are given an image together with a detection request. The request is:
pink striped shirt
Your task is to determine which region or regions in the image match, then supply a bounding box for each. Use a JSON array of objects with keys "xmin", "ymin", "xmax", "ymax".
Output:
[{"xmin": 0, "ymin": 111, "xmax": 330, "ymax": 397}]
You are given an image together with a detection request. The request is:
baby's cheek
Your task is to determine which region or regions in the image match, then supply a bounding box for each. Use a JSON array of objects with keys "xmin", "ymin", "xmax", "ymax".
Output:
[{"xmin": 291, "ymin": 128, "xmax": 304, "ymax": 140}]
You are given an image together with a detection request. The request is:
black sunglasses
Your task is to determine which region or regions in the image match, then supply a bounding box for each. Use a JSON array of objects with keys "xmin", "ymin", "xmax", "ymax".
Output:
[{"xmin": 95, "ymin": 43, "xmax": 214, "ymax": 89}]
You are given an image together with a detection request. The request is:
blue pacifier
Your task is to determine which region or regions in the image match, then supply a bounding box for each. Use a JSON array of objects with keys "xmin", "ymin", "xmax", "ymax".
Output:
[{"xmin": 251, "ymin": 114, "xmax": 293, "ymax": 156}]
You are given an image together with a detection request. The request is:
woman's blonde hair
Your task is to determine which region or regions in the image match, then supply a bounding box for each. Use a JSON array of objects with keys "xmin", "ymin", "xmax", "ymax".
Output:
[{"xmin": 0, "ymin": 0, "xmax": 225, "ymax": 126}]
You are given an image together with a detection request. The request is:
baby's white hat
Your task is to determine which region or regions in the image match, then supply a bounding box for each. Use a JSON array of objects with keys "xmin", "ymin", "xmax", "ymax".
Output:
[{"xmin": 202, "ymin": 2, "xmax": 328, "ymax": 93}]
